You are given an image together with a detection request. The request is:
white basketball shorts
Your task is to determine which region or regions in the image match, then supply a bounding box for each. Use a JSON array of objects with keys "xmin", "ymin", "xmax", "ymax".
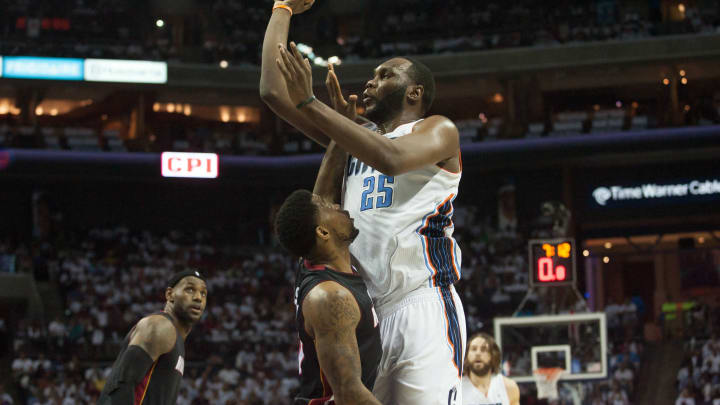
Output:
[{"xmin": 372, "ymin": 285, "xmax": 467, "ymax": 405}]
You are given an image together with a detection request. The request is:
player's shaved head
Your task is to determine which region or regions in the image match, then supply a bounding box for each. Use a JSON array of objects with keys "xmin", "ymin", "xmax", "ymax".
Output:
[{"xmin": 400, "ymin": 57, "xmax": 435, "ymax": 114}]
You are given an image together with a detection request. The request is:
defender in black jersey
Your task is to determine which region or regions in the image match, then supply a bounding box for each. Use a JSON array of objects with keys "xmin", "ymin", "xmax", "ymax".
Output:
[
  {"xmin": 98, "ymin": 270, "xmax": 207, "ymax": 405},
  {"xmin": 275, "ymin": 139, "xmax": 383, "ymax": 405}
]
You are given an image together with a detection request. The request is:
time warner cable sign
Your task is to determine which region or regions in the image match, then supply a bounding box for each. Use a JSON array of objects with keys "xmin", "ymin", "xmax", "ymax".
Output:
[
  {"xmin": 592, "ymin": 178, "xmax": 720, "ymax": 207},
  {"xmin": 0, "ymin": 56, "xmax": 166, "ymax": 83}
]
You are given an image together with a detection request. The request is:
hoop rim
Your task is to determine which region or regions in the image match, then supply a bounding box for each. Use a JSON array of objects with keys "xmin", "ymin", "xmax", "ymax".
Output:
[{"xmin": 533, "ymin": 367, "xmax": 565, "ymax": 380}]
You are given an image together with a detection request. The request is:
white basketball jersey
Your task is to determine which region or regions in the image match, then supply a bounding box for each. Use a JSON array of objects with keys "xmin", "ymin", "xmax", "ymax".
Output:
[
  {"xmin": 342, "ymin": 119, "xmax": 462, "ymax": 309},
  {"xmin": 461, "ymin": 374, "xmax": 510, "ymax": 405}
]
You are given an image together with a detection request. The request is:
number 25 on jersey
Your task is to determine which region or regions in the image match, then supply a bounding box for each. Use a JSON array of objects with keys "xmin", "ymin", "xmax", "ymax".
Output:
[{"xmin": 360, "ymin": 175, "xmax": 394, "ymax": 211}]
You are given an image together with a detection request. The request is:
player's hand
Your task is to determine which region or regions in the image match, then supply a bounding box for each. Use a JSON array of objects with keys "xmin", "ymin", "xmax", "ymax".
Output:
[
  {"xmin": 276, "ymin": 41, "xmax": 315, "ymax": 107},
  {"xmin": 325, "ymin": 63, "xmax": 357, "ymax": 121},
  {"xmin": 275, "ymin": 0, "xmax": 315, "ymax": 15}
]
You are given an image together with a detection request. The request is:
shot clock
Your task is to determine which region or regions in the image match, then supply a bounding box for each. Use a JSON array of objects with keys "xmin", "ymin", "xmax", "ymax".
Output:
[{"xmin": 528, "ymin": 238, "xmax": 576, "ymax": 287}]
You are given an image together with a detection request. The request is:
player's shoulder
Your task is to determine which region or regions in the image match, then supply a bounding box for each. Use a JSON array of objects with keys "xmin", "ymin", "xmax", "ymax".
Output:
[
  {"xmin": 135, "ymin": 314, "xmax": 177, "ymax": 342},
  {"xmin": 302, "ymin": 281, "xmax": 360, "ymax": 328},
  {"xmin": 413, "ymin": 115, "xmax": 458, "ymax": 133},
  {"xmin": 304, "ymin": 280, "xmax": 356, "ymax": 308},
  {"xmin": 502, "ymin": 375, "xmax": 520, "ymax": 397}
]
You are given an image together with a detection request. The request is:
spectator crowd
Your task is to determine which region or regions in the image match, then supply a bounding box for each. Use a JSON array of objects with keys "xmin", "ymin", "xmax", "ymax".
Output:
[
  {"xmin": 3, "ymin": 191, "xmax": 651, "ymax": 404},
  {"xmin": 1, "ymin": 0, "xmax": 719, "ymax": 66}
]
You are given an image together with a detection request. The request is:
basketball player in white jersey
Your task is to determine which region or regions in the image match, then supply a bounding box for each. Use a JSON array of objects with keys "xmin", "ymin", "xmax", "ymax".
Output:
[
  {"xmin": 462, "ymin": 333, "xmax": 520, "ymax": 405},
  {"xmin": 260, "ymin": 1, "xmax": 466, "ymax": 403}
]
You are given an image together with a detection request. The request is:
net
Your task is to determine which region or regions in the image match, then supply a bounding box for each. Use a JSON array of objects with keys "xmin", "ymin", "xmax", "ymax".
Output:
[{"xmin": 533, "ymin": 367, "xmax": 565, "ymax": 400}]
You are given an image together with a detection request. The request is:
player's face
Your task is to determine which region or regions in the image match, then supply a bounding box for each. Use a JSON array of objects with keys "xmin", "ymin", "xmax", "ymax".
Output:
[
  {"xmin": 467, "ymin": 336, "xmax": 494, "ymax": 377},
  {"xmin": 363, "ymin": 58, "xmax": 412, "ymax": 123},
  {"xmin": 169, "ymin": 277, "xmax": 207, "ymax": 323},
  {"xmin": 313, "ymin": 195, "xmax": 359, "ymax": 245}
]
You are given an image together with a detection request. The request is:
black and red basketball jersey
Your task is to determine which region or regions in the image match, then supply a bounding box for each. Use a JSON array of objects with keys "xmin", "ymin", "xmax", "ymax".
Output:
[
  {"xmin": 99, "ymin": 312, "xmax": 185, "ymax": 405},
  {"xmin": 294, "ymin": 260, "xmax": 382, "ymax": 405}
]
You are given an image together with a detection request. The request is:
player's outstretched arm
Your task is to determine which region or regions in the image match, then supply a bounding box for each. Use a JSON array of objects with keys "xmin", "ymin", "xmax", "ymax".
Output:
[
  {"xmin": 259, "ymin": 0, "xmax": 331, "ymax": 147},
  {"xmin": 303, "ymin": 282, "xmax": 383, "ymax": 405},
  {"xmin": 103, "ymin": 315, "xmax": 177, "ymax": 404},
  {"xmin": 313, "ymin": 140, "xmax": 347, "ymax": 204},
  {"xmin": 276, "ymin": 43, "xmax": 459, "ymax": 176},
  {"xmin": 504, "ymin": 376, "xmax": 521, "ymax": 405}
]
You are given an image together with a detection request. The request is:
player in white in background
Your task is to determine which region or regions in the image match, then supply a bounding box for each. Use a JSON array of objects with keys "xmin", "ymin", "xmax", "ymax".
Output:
[
  {"xmin": 260, "ymin": 1, "xmax": 466, "ymax": 403},
  {"xmin": 462, "ymin": 333, "xmax": 520, "ymax": 405}
]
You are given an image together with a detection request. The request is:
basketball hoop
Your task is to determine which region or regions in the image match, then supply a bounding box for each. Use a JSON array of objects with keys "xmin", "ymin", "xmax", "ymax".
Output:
[{"xmin": 533, "ymin": 367, "xmax": 565, "ymax": 400}]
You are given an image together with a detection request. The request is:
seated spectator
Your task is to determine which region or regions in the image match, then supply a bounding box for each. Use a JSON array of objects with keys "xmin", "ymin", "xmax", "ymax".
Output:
[{"xmin": 677, "ymin": 387, "xmax": 697, "ymax": 405}]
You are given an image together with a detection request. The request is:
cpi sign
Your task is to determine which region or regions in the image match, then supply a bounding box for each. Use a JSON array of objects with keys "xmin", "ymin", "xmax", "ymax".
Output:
[{"xmin": 161, "ymin": 152, "xmax": 218, "ymax": 179}]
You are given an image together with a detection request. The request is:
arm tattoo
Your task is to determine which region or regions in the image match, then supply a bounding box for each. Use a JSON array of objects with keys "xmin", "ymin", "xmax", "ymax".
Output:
[{"xmin": 307, "ymin": 287, "xmax": 381, "ymax": 405}]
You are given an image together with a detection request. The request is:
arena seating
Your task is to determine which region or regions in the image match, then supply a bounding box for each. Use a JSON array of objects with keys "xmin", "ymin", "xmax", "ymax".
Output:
[
  {"xmin": 1, "ymin": 0, "xmax": 718, "ymax": 65},
  {"xmin": 4, "ymin": 198, "xmax": 650, "ymax": 404}
]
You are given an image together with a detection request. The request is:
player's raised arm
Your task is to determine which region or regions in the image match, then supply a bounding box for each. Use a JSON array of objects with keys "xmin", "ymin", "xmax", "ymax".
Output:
[
  {"xmin": 276, "ymin": 43, "xmax": 459, "ymax": 176},
  {"xmin": 313, "ymin": 140, "xmax": 347, "ymax": 204},
  {"xmin": 259, "ymin": 0, "xmax": 331, "ymax": 147},
  {"xmin": 303, "ymin": 282, "xmax": 383, "ymax": 405},
  {"xmin": 103, "ymin": 315, "xmax": 176, "ymax": 404}
]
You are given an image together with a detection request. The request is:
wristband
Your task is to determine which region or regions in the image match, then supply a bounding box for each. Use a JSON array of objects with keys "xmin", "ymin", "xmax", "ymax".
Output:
[
  {"xmin": 272, "ymin": 4, "xmax": 292, "ymax": 16},
  {"xmin": 296, "ymin": 95, "xmax": 316, "ymax": 109}
]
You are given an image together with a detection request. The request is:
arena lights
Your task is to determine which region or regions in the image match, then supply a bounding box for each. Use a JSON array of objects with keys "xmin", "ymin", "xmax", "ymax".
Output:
[
  {"xmin": 0, "ymin": 56, "xmax": 167, "ymax": 84},
  {"xmin": 295, "ymin": 43, "xmax": 341, "ymax": 67},
  {"xmin": 219, "ymin": 60, "xmax": 229, "ymax": 69}
]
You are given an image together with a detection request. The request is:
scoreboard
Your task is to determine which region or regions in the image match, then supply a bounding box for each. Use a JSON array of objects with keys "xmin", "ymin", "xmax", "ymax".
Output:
[{"xmin": 528, "ymin": 238, "xmax": 576, "ymax": 287}]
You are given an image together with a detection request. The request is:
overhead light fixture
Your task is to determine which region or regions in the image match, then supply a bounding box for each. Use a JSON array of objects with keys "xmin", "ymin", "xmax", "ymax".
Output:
[{"xmin": 156, "ymin": 19, "xmax": 165, "ymax": 28}]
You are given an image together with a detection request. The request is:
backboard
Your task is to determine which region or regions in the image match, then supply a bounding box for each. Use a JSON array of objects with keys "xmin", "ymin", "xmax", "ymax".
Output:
[{"xmin": 494, "ymin": 312, "xmax": 607, "ymax": 383}]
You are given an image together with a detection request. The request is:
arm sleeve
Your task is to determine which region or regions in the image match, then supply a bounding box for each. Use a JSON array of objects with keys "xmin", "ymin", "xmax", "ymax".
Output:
[{"xmin": 103, "ymin": 345, "xmax": 155, "ymax": 404}]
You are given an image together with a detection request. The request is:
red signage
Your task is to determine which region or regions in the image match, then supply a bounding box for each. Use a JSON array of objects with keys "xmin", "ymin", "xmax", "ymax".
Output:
[{"xmin": 161, "ymin": 152, "xmax": 218, "ymax": 178}]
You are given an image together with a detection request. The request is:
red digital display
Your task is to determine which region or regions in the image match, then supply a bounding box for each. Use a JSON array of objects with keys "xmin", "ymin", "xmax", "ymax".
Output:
[{"xmin": 529, "ymin": 239, "xmax": 575, "ymax": 286}]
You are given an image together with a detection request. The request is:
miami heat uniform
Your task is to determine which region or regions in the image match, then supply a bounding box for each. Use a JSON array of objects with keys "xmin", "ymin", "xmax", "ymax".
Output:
[
  {"xmin": 342, "ymin": 119, "xmax": 467, "ymax": 405},
  {"xmin": 461, "ymin": 374, "xmax": 511, "ymax": 405},
  {"xmin": 294, "ymin": 261, "xmax": 382, "ymax": 405}
]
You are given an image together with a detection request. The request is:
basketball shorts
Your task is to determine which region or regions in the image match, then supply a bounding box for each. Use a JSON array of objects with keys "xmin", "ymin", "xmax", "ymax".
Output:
[{"xmin": 372, "ymin": 285, "xmax": 467, "ymax": 405}]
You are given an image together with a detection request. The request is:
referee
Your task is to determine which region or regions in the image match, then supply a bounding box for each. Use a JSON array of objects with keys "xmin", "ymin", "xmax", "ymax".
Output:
[{"xmin": 98, "ymin": 270, "xmax": 207, "ymax": 405}]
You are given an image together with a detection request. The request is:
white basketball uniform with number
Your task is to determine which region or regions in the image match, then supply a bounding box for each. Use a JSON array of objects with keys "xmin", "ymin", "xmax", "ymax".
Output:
[
  {"xmin": 342, "ymin": 119, "xmax": 467, "ymax": 405},
  {"xmin": 461, "ymin": 374, "xmax": 510, "ymax": 405}
]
